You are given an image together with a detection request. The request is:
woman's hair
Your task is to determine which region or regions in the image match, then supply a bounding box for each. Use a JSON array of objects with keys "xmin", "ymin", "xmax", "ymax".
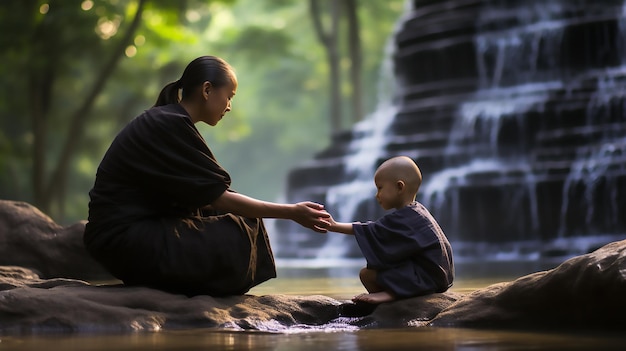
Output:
[{"xmin": 154, "ymin": 55, "xmax": 237, "ymax": 106}]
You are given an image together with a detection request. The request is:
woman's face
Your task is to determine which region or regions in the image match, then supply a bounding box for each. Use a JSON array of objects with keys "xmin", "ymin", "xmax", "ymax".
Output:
[{"xmin": 203, "ymin": 79, "xmax": 236, "ymax": 126}]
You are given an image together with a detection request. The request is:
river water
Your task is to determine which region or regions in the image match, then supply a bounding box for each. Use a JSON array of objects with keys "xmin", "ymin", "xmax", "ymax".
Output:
[{"xmin": 1, "ymin": 261, "xmax": 625, "ymax": 350}]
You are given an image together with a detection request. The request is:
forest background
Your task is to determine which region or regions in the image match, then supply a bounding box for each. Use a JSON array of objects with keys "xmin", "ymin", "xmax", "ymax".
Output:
[{"xmin": 0, "ymin": 0, "xmax": 405, "ymax": 224}]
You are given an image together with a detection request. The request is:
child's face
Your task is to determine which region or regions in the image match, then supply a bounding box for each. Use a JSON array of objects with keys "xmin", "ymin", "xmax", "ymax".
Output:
[{"xmin": 374, "ymin": 172, "xmax": 403, "ymax": 211}]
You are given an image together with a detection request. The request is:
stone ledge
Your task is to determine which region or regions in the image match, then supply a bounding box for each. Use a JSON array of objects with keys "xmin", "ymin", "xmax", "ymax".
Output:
[{"xmin": 1, "ymin": 199, "xmax": 625, "ymax": 333}]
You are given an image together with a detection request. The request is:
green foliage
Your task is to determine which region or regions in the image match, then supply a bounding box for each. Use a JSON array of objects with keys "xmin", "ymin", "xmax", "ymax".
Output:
[{"xmin": 0, "ymin": 0, "xmax": 405, "ymax": 221}]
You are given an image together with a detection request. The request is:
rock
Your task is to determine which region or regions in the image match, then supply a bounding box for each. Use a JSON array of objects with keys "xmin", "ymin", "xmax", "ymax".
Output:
[
  {"xmin": 0, "ymin": 200, "xmax": 111, "ymax": 280},
  {"xmin": 1, "ymin": 199, "xmax": 625, "ymax": 333},
  {"xmin": 372, "ymin": 291, "xmax": 463, "ymax": 328},
  {"xmin": 0, "ymin": 200, "xmax": 460, "ymax": 333},
  {"xmin": 0, "ymin": 266, "xmax": 339, "ymax": 333},
  {"xmin": 430, "ymin": 240, "xmax": 626, "ymax": 330},
  {"xmin": 0, "ymin": 266, "xmax": 458, "ymax": 333}
]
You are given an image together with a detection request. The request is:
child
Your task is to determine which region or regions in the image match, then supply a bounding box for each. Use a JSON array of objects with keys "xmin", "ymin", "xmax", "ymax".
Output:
[{"xmin": 325, "ymin": 156, "xmax": 454, "ymax": 304}]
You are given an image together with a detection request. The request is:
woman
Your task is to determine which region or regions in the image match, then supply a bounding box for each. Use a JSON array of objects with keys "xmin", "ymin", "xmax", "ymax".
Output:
[{"xmin": 85, "ymin": 56, "xmax": 330, "ymax": 296}]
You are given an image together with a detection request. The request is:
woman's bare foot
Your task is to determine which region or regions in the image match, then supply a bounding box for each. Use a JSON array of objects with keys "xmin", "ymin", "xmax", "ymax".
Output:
[{"xmin": 352, "ymin": 291, "xmax": 396, "ymax": 304}]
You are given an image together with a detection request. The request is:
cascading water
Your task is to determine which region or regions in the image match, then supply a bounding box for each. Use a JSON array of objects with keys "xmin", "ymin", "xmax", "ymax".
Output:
[
  {"xmin": 273, "ymin": 2, "xmax": 410, "ymax": 263},
  {"xmin": 315, "ymin": 104, "xmax": 399, "ymax": 259},
  {"xmin": 315, "ymin": 32, "xmax": 403, "ymax": 259},
  {"xmin": 275, "ymin": 0, "xmax": 626, "ymax": 268}
]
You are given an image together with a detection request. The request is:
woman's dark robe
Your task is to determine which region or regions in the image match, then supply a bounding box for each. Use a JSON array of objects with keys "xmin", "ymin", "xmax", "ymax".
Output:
[
  {"xmin": 353, "ymin": 202, "xmax": 454, "ymax": 298},
  {"xmin": 84, "ymin": 104, "xmax": 276, "ymax": 296}
]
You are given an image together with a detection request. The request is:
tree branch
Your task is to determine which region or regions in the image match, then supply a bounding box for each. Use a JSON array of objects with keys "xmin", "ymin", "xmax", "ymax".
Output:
[
  {"xmin": 42, "ymin": 0, "xmax": 146, "ymax": 207},
  {"xmin": 345, "ymin": 0, "xmax": 363, "ymax": 123},
  {"xmin": 309, "ymin": 0, "xmax": 330, "ymax": 47}
]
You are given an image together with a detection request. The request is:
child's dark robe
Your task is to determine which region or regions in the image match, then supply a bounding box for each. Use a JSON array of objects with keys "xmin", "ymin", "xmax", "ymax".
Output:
[
  {"xmin": 353, "ymin": 202, "xmax": 454, "ymax": 298},
  {"xmin": 84, "ymin": 104, "xmax": 276, "ymax": 296}
]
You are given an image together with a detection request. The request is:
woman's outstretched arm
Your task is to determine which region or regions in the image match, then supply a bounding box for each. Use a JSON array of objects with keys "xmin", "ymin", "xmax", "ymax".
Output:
[{"xmin": 211, "ymin": 190, "xmax": 330, "ymax": 233}]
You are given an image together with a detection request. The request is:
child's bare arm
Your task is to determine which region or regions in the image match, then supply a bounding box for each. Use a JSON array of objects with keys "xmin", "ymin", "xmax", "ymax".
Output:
[
  {"xmin": 325, "ymin": 212, "xmax": 356, "ymax": 235},
  {"xmin": 329, "ymin": 222, "xmax": 355, "ymax": 235}
]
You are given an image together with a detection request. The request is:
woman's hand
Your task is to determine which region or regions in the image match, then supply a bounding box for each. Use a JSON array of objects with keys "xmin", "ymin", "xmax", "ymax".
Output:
[
  {"xmin": 291, "ymin": 201, "xmax": 331, "ymax": 233},
  {"xmin": 212, "ymin": 191, "xmax": 330, "ymax": 232}
]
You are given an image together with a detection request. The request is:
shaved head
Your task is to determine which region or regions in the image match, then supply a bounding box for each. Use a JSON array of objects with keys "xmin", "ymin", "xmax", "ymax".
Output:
[{"xmin": 375, "ymin": 156, "xmax": 422, "ymax": 195}]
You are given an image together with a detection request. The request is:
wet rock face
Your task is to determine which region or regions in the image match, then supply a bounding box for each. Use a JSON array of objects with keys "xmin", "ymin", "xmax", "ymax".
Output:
[{"xmin": 278, "ymin": 0, "xmax": 626, "ymax": 259}]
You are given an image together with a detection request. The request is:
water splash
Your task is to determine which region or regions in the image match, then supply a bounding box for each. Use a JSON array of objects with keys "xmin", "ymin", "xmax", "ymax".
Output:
[{"xmin": 223, "ymin": 318, "xmax": 361, "ymax": 333}]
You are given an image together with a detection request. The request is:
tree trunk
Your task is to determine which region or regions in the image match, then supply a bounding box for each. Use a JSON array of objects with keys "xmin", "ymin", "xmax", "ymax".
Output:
[
  {"xmin": 30, "ymin": 75, "xmax": 50, "ymax": 210},
  {"xmin": 345, "ymin": 0, "xmax": 363, "ymax": 123},
  {"xmin": 309, "ymin": 0, "xmax": 342, "ymax": 133},
  {"xmin": 41, "ymin": 0, "xmax": 146, "ymax": 219},
  {"xmin": 29, "ymin": 3, "xmax": 58, "ymax": 213},
  {"xmin": 329, "ymin": 0, "xmax": 341, "ymax": 131}
]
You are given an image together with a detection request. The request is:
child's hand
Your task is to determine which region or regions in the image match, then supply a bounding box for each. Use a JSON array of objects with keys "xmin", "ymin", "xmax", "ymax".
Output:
[
  {"xmin": 312, "ymin": 210, "xmax": 332, "ymax": 233},
  {"xmin": 323, "ymin": 211, "xmax": 340, "ymax": 231},
  {"xmin": 327, "ymin": 213, "xmax": 337, "ymax": 226},
  {"xmin": 322, "ymin": 211, "xmax": 355, "ymax": 235}
]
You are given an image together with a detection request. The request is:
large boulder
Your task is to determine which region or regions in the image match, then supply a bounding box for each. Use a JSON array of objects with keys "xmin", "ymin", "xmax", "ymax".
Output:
[
  {"xmin": 0, "ymin": 200, "xmax": 111, "ymax": 280},
  {"xmin": 430, "ymin": 240, "xmax": 626, "ymax": 330}
]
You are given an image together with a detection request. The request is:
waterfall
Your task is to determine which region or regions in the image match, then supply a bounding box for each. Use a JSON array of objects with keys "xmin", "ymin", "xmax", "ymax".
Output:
[
  {"xmin": 558, "ymin": 73, "xmax": 626, "ymax": 238},
  {"xmin": 420, "ymin": 2, "xmax": 569, "ymax": 246},
  {"xmin": 279, "ymin": 0, "xmax": 626, "ymax": 265},
  {"xmin": 317, "ymin": 105, "xmax": 398, "ymax": 258},
  {"xmin": 419, "ymin": 0, "xmax": 626, "ymax": 259},
  {"xmin": 315, "ymin": 2, "xmax": 410, "ymax": 259}
]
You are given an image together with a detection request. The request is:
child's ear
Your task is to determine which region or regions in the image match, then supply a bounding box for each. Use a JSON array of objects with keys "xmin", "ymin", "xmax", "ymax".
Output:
[{"xmin": 396, "ymin": 180, "xmax": 405, "ymax": 192}]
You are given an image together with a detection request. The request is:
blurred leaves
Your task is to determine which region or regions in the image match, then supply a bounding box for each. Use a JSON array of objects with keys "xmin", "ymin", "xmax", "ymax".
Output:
[
  {"xmin": 0, "ymin": 0, "xmax": 405, "ymax": 222},
  {"xmin": 229, "ymin": 26, "xmax": 293, "ymax": 60}
]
